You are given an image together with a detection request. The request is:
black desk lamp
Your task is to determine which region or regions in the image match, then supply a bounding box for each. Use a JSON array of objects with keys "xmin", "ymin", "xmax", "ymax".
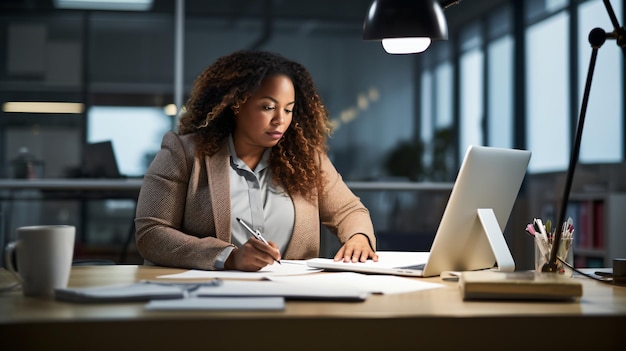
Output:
[
  {"xmin": 362, "ymin": 0, "xmax": 461, "ymax": 54},
  {"xmin": 543, "ymin": 0, "xmax": 626, "ymax": 272}
]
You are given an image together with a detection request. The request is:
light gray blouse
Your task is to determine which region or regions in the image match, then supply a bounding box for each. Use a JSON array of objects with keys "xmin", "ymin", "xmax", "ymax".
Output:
[{"xmin": 214, "ymin": 135, "xmax": 295, "ymax": 268}]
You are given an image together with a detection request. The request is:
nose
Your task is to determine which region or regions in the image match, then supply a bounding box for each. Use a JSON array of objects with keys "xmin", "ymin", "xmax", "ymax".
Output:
[{"xmin": 272, "ymin": 110, "xmax": 286, "ymax": 125}]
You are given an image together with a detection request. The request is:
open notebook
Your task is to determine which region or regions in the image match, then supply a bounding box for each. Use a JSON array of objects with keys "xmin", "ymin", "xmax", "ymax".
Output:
[{"xmin": 308, "ymin": 145, "xmax": 531, "ymax": 277}]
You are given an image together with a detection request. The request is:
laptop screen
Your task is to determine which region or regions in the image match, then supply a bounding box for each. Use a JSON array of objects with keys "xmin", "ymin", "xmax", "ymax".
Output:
[
  {"xmin": 82, "ymin": 141, "xmax": 122, "ymax": 178},
  {"xmin": 422, "ymin": 145, "xmax": 531, "ymax": 276}
]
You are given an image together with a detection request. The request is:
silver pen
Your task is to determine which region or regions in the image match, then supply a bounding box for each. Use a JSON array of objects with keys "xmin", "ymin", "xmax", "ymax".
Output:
[{"xmin": 236, "ymin": 217, "xmax": 281, "ymax": 264}]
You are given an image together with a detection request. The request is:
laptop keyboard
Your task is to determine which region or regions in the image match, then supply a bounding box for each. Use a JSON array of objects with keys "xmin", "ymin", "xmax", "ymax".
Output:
[{"xmin": 397, "ymin": 263, "xmax": 426, "ymax": 270}]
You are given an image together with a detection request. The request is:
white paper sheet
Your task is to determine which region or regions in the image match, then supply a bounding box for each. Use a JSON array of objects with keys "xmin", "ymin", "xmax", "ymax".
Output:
[
  {"xmin": 195, "ymin": 280, "xmax": 369, "ymax": 301},
  {"xmin": 145, "ymin": 297, "xmax": 285, "ymax": 311},
  {"xmin": 268, "ymin": 272, "xmax": 443, "ymax": 295},
  {"xmin": 157, "ymin": 260, "xmax": 321, "ymax": 280}
]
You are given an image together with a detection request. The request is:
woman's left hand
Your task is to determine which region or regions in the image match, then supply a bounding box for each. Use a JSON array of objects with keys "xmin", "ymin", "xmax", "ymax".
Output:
[{"xmin": 333, "ymin": 234, "xmax": 379, "ymax": 263}]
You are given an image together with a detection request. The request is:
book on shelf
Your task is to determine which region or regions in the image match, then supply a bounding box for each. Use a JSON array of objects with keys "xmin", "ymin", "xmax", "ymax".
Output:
[
  {"xmin": 592, "ymin": 200, "xmax": 605, "ymax": 249},
  {"xmin": 459, "ymin": 270, "xmax": 583, "ymax": 301},
  {"xmin": 568, "ymin": 199, "xmax": 606, "ymax": 251},
  {"xmin": 574, "ymin": 256, "xmax": 587, "ymax": 268},
  {"xmin": 578, "ymin": 200, "xmax": 593, "ymax": 249}
]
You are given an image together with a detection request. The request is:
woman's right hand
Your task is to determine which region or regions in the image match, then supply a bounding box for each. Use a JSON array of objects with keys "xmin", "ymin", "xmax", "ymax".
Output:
[{"xmin": 224, "ymin": 239, "xmax": 281, "ymax": 271}]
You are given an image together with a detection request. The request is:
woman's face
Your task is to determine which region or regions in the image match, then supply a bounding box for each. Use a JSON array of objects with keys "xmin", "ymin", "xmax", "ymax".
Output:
[{"xmin": 233, "ymin": 74, "xmax": 295, "ymax": 153}]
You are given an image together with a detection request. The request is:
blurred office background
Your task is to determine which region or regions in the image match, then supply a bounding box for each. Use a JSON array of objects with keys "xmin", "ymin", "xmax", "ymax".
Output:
[{"xmin": 1, "ymin": 0, "xmax": 624, "ymax": 269}]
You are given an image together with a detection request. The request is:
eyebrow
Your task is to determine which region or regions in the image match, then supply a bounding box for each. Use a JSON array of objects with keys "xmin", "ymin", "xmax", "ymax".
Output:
[{"xmin": 261, "ymin": 96, "xmax": 295, "ymax": 105}]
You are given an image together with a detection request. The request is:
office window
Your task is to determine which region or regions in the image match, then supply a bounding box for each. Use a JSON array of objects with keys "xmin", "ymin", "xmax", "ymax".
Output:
[
  {"xmin": 420, "ymin": 69, "xmax": 433, "ymax": 169},
  {"xmin": 487, "ymin": 37, "xmax": 514, "ymax": 149},
  {"xmin": 577, "ymin": 0, "xmax": 623, "ymax": 163},
  {"xmin": 459, "ymin": 24, "xmax": 484, "ymax": 158},
  {"xmin": 526, "ymin": 0, "xmax": 570, "ymax": 23},
  {"xmin": 421, "ymin": 43, "xmax": 454, "ymax": 180},
  {"xmin": 487, "ymin": 6, "xmax": 513, "ymax": 149},
  {"xmin": 433, "ymin": 53, "xmax": 454, "ymax": 181},
  {"xmin": 525, "ymin": 11, "xmax": 570, "ymax": 173},
  {"xmin": 87, "ymin": 106, "xmax": 173, "ymax": 177},
  {"xmin": 434, "ymin": 51, "xmax": 453, "ymax": 130}
]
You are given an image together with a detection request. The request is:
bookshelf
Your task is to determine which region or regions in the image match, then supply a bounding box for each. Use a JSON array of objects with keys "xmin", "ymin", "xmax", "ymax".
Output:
[{"xmin": 541, "ymin": 193, "xmax": 626, "ymax": 268}]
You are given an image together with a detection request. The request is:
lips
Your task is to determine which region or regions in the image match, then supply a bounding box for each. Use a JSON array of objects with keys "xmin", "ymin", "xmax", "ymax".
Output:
[{"xmin": 267, "ymin": 131, "xmax": 283, "ymax": 139}]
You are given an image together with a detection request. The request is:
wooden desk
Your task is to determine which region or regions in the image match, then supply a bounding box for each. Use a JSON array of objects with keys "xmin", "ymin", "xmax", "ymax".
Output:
[{"xmin": 1, "ymin": 266, "xmax": 625, "ymax": 350}]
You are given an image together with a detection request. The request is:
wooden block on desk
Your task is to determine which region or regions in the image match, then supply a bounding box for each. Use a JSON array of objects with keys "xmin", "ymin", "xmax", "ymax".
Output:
[{"xmin": 459, "ymin": 270, "xmax": 583, "ymax": 301}]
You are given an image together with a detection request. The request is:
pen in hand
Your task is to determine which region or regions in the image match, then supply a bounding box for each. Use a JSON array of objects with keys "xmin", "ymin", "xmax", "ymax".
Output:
[{"xmin": 236, "ymin": 217, "xmax": 281, "ymax": 265}]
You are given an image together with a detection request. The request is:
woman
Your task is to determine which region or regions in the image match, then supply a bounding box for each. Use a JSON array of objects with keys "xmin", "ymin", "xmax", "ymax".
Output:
[{"xmin": 135, "ymin": 50, "xmax": 378, "ymax": 271}]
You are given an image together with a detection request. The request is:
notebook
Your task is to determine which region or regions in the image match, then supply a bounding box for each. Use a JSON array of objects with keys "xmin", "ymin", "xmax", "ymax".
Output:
[
  {"xmin": 308, "ymin": 145, "xmax": 531, "ymax": 277},
  {"xmin": 459, "ymin": 270, "xmax": 583, "ymax": 301}
]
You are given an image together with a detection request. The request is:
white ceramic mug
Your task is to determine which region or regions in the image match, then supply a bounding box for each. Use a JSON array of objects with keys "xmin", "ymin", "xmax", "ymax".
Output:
[{"xmin": 4, "ymin": 225, "xmax": 75, "ymax": 297}]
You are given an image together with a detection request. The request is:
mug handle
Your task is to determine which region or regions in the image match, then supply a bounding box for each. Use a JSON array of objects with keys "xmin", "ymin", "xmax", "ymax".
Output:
[{"xmin": 4, "ymin": 241, "xmax": 24, "ymax": 285}]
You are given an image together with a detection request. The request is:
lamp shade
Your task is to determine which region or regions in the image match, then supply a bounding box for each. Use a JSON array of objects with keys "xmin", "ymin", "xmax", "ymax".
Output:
[{"xmin": 363, "ymin": 0, "xmax": 448, "ymax": 54}]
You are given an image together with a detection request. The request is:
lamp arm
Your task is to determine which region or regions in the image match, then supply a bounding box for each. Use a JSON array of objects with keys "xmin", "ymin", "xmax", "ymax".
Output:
[
  {"xmin": 603, "ymin": 0, "xmax": 621, "ymax": 33},
  {"xmin": 545, "ymin": 1, "xmax": 625, "ymax": 272},
  {"xmin": 602, "ymin": 0, "xmax": 626, "ymax": 57},
  {"xmin": 543, "ymin": 26, "xmax": 613, "ymax": 272},
  {"xmin": 543, "ymin": 46, "xmax": 600, "ymax": 272},
  {"xmin": 439, "ymin": 0, "xmax": 462, "ymax": 10}
]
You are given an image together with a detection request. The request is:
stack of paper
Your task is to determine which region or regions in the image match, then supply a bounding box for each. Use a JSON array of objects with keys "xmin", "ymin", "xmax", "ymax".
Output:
[
  {"xmin": 195, "ymin": 280, "xmax": 369, "ymax": 301},
  {"xmin": 55, "ymin": 281, "xmax": 286, "ymax": 311},
  {"xmin": 145, "ymin": 297, "xmax": 285, "ymax": 311}
]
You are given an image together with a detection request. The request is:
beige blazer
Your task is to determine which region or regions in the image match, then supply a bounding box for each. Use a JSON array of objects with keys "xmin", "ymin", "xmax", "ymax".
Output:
[{"xmin": 135, "ymin": 131, "xmax": 376, "ymax": 270}]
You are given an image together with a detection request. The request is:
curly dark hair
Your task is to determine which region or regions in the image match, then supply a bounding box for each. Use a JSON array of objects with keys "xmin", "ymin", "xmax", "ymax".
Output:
[{"xmin": 178, "ymin": 50, "xmax": 333, "ymax": 200}]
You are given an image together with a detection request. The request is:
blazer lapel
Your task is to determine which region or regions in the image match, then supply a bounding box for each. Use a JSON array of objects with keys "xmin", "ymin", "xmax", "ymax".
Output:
[{"xmin": 207, "ymin": 145, "xmax": 232, "ymax": 243}]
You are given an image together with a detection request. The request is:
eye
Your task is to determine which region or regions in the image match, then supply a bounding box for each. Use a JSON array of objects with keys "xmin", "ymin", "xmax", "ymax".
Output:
[
  {"xmin": 284, "ymin": 108, "xmax": 293, "ymax": 114},
  {"xmin": 263, "ymin": 105, "xmax": 276, "ymax": 111}
]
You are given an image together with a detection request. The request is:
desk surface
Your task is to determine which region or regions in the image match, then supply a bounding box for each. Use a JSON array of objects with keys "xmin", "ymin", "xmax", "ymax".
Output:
[{"xmin": 1, "ymin": 265, "xmax": 625, "ymax": 350}]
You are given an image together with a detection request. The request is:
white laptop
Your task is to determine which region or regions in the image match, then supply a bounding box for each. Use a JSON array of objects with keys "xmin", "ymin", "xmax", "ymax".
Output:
[{"xmin": 307, "ymin": 145, "xmax": 531, "ymax": 277}]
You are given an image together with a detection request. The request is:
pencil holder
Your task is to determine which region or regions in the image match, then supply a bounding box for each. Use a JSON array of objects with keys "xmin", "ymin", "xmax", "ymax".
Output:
[{"xmin": 534, "ymin": 236, "xmax": 573, "ymax": 276}]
